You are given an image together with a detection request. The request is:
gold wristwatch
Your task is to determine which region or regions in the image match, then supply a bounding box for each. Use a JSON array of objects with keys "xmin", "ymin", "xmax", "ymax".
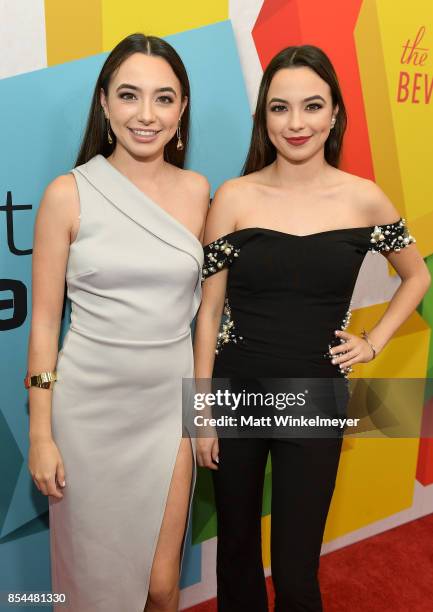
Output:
[{"xmin": 24, "ymin": 370, "xmax": 57, "ymax": 390}]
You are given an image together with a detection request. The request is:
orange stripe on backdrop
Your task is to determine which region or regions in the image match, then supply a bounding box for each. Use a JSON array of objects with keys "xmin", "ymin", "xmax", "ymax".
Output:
[
  {"xmin": 44, "ymin": 0, "xmax": 103, "ymax": 65},
  {"xmin": 252, "ymin": 0, "xmax": 374, "ymax": 180}
]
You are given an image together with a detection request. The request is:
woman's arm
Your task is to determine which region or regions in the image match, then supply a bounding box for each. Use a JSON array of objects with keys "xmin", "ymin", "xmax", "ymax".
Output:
[
  {"xmin": 331, "ymin": 183, "xmax": 430, "ymax": 369},
  {"xmin": 193, "ymin": 181, "xmax": 240, "ymax": 468},
  {"xmin": 333, "ymin": 247, "xmax": 430, "ymax": 369},
  {"xmin": 27, "ymin": 174, "xmax": 78, "ymax": 497},
  {"xmin": 194, "ymin": 180, "xmax": 242, "ymax": 377},
  {"xmin": 359, "ymin": 246, "xmax": 429, "ymax": 352}
]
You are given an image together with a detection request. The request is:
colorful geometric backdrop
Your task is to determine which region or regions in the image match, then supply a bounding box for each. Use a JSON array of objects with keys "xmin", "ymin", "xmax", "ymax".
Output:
[{"xmin": 1, "ymin": 1, "xmax": 432, "ymax": 609}]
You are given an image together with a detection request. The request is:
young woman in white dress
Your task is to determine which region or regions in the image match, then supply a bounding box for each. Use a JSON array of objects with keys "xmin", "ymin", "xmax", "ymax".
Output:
[{"xmin": 26, "ymin": 34, "xmax": 209, "ymax": 612}]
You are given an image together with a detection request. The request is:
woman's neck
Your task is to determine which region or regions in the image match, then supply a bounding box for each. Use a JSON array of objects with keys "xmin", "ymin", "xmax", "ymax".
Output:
[
  {"xmin": 107, "ymin": 146, "xmax": 168, "ymax": 186},
  {"xmin": 271, "ymin": 150, "xmax": 333, "ymax": 190}
]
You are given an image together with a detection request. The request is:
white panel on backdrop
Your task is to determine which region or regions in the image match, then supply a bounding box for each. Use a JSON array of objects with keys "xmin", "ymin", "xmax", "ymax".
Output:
[
  {"xmin": 0, "ymin": 0, "xmax": 47, "ymax": 79},
  {"xmin": 179, "ymin": 538, "xmax": 217, "ymax": 609},
  {"xmin": 229, "ymin": 0, "xmax": 264, "ymax": 111},
  {"xmin": 351, "ymin": 253, "xmax": 402, "ymax": 309}
]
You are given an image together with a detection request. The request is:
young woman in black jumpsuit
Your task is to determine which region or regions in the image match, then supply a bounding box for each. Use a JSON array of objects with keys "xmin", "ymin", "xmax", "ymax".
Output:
[{"xmin": 193, "ymin": 45, "xmax": 430, "ymax": 611}]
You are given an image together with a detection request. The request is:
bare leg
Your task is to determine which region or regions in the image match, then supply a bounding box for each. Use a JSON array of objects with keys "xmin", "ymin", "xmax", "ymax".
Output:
[{"xmin": 144, "ymin": 437, "xmax": 193, "ymax": 612}]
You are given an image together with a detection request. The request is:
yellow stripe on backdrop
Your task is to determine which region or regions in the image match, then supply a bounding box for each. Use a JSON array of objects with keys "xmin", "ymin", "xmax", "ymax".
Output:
[
  {"xmin": 44, "ymin": 1, "xmax": 228, "ymax": 65},
  {"xmin": 44, "ymin": 0, "xmax": 103, "ymax": 65},
  {"xmin": 379, "ymin": 1, "xmax": 432, "ymax": 225},
  {"xmin": 349, "ymin": 303, "xmax": 430, "ymax": 379},
  {"xmin": 101, "ymin": 0, "xmax": 229, "ymax": 49},
  {"xmin": 325, "ymin": 437, "xmax": 420, "ymax": 539},
  {"xmin": 261, "ymin": 515, "xmax": 271, "ymax": 569},
  {"xmin": 355, "ymin": 0, "xmax": 405, "ymax": 220},
  {"xmin": 356, "ymin": 0, "xmax": 433, "ymax": 259}
]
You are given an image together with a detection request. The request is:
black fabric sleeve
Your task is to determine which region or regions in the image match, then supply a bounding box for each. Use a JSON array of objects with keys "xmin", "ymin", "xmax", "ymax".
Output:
[
  {"xmin": 368, "ymin": 218, "xmax": 416, "ymax": 254},
  {"xmin": 202, "ymin": 236, "xmax": 241, "ymax": 280}
]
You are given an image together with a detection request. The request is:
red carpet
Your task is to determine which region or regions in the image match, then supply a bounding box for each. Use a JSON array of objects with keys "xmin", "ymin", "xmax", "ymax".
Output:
[{"xmin": 184, "ymin": 513, "xmax": 433, "ymax": 611}]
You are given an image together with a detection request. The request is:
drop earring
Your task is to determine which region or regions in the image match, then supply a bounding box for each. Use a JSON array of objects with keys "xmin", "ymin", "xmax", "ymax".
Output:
[
  {"xmin": 106, "ymin": 118, "xmax": 113, "ymax": 144},
  {"xmin": 330, "ymin": 117, "xmax": 336, "ymax": 130},
  {"xmin": 176, "ymin": 120, "xmax": 184, "ymax": 151}
]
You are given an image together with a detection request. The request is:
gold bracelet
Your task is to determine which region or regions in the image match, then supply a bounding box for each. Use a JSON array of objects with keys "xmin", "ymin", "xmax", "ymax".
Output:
[
  {"xmin": 361, "ymin": 330, "xmax": 377, "ymax": 360},
  {"xmin": 24, "ymin": 370, "xmax": 57, "ymax": 390}
]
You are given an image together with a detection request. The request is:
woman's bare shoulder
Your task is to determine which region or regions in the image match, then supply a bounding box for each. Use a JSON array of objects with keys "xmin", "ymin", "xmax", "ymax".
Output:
[
  {"xmin": 172, "ymin": 167, "xmax": 210, "ymax": 194},
  {"xmin": 338, "ymin": 171, "xmax": 400, "ymax": 226},
  {"xmin": 41, "ymin": 173, "xmax": 78, "ymax": 204},
  {"xmin": 36, "ymin": 173, "xmax": 80, "ymax": 244},
  {"xmin": 213, "ymin": 174, "xmax": 261, "ymax": 200}
]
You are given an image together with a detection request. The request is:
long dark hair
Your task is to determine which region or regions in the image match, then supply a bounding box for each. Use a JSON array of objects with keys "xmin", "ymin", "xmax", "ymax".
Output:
[
  {"xmin": 243, "ymin": 45, "xmax": 347, "ymax": 175},
  {"xmin": 75, "ymin": 33, "xmax": 190, "ymax": 168}
]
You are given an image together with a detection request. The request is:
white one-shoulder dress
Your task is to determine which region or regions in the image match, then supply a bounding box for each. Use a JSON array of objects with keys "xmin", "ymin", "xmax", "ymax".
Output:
[{"xmin": 49, "ymin": 154, "xmax": 203, "ymax": 611}]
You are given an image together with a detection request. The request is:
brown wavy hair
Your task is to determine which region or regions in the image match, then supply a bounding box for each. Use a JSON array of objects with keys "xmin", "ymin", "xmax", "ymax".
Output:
[
  {"xmin": 243, "ymin": 45, "xmax": 347, "ymax": 175},
  {"xmin": 75, "ymin": 33, "xmax": 190, "ymax": 168}
]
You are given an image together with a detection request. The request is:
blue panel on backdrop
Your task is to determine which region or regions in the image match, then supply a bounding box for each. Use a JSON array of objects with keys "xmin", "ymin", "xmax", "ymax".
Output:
[
  {"xmin": 179, "ymin": 515, "xmax": 202, "ymax": 590},
  {"xmin": 0, "ymin": 522, "xmax": 51, "ymax": 612},
  {"xmin": 0, "ymin": 19, "xmax": 251, "ymax": 599}
]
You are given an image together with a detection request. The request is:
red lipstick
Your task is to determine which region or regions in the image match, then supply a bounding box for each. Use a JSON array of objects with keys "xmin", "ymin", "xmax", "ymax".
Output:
[{"xmin": 285, "ymin": 136, "xmax": 312, "ymax": 146}]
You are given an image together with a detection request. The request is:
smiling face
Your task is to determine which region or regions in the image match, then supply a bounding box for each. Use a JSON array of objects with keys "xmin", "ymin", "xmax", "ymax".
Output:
[
  {"xmin": 100, "ymin": 52, "xmax": 187, "ymax": 160},
  {"xmin": 266, "ymin": 66, "xmax": 338, "ymax": 163}
]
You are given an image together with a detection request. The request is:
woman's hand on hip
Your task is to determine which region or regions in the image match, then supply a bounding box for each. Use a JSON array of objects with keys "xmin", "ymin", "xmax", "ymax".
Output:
[{"xmin": 329, "ymin": 330, "xmax": 377, "ymax": 370}]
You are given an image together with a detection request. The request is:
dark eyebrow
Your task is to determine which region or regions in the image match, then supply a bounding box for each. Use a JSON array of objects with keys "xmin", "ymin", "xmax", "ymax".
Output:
[
  {"xmin": 156, "ymin": 87, "xmax": 177, "ymax": 96},
  {"xmin": 268, "ymin": 95, "xmax": 326, "ymax": 104},
  {"xmin": 116, "ymin": 83, "xmax": 177, "ymax": 96},
  {"xmin": 116, "ymin": 83, "xmax": 140, "ymax": 92}
]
